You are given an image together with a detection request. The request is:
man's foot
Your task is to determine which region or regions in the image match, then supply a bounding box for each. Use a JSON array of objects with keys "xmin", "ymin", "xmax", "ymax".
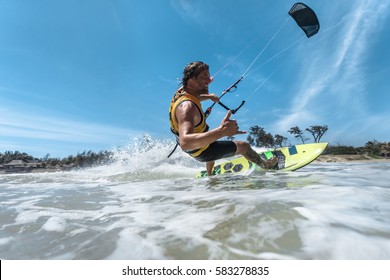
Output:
[{"xmin": 259, "ymin": 157, "xmax": 279, "ymax": 169}]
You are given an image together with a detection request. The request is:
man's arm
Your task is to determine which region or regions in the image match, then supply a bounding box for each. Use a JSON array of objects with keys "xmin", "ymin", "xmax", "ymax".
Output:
[
  {"xmin": 199, "ymin": 93, "xmax": 219, "ymax": 102},
  {"xmin": 176, "ymin": 102, "xmax": 245, "ymax": 151}
]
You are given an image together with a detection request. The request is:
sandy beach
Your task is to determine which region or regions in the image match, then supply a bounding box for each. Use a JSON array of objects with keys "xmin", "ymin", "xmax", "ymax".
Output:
[{"xmin": 315, "ymin": 154, "xmax": 389, "ymax": 163}]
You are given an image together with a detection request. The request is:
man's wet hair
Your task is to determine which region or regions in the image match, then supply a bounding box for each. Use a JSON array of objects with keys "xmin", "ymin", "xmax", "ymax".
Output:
[{"xmin": 182, "ymin": 61, "xmax": 209, "ymax": 88}]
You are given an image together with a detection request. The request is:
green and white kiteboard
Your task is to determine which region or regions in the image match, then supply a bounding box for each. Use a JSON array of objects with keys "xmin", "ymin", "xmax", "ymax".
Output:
[{"xmin": 196, "ymin": 142, "xmax": 328, "ymax": 178}]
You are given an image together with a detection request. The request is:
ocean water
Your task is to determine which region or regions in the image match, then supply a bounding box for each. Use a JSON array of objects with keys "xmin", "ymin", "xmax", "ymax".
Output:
[{"xmin": 1, "ymin": 140, "xmax": 390, "ymax": 260}]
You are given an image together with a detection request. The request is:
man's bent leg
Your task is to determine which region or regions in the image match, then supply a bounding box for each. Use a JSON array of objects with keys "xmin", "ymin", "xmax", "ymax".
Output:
[{"xmin": 234, "ymin": 141, "xmax": 278, "ymax": 169}]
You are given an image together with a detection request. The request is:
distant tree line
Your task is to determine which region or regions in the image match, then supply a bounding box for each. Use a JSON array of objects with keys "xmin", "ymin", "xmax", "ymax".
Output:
[
  {"xmin": 288, "ymin": 125, "xmax": 328, "ymax": 144},
  {"xmin": 0, "ymin": 151, "xmax": 36, "ymax": 164},
  {"xmin": 242, "ymin": 124, "xmax": 388, "ymax": 157},
  {"xmin": 0, "ymin": 150, "xmax": 114, "ymax": 170},
  {"xmin": 246, "ymin": 125, "xmax": 328, "ymax": 148},
  {"xmin": 325, "ymin": 140, "xmax": 390, "ymax": 157},
  {"xmin": 2, "ymin": 125, "xmax": 389, "ymax": 171}
]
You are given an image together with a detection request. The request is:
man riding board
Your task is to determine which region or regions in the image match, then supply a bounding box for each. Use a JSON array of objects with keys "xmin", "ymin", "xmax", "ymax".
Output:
[{"xmin": 169, "ymin": 61, "xmax": 278, "ymax": 175}]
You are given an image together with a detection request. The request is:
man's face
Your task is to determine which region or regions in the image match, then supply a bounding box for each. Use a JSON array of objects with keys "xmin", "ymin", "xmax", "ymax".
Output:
[{"xmin": 192, "ymin": 70, "xmax": 212, "ymax": 94}]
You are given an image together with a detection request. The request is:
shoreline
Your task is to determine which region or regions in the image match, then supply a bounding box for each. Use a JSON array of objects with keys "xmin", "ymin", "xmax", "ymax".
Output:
[
  {"xmin": 314, "ymin": 154, "xmax": 389, "ymax": 163},
  {"xmin": 1, "ymin": 155, "xmax": 389, "ymax": 175}
]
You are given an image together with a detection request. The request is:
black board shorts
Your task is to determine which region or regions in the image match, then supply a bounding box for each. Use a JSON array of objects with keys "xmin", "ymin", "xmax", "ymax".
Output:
[{"xmin": 193, "ymin": 141, "xmax": 237, "ymax": 162}]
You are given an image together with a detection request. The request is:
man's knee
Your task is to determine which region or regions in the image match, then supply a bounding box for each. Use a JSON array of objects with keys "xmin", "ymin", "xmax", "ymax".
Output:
[{"xmin": 233, "ymin": 140, "xmax": 251, "ymax": 155}]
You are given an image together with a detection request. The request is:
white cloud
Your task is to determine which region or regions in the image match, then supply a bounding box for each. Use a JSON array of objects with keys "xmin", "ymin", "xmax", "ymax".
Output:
[
  {"xmin": 0, "ymin": 108, "xmax": 130, "ymax": 143},
  {"xmin": 0, "ymin": 105, "xmax": 138, "ymax": 156},
  {"xmin": 170, "ymin": 0, "xmax": 201, "ymax": 23}
]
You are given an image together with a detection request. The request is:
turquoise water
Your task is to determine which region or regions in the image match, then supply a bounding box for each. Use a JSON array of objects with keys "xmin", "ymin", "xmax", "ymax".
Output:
[{"xmin": 1, "ymin": 142, "xmax": 390, "ymax": 259}]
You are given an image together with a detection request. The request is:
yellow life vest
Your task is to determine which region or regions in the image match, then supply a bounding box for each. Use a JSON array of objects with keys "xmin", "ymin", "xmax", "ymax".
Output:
[{"xmin": 169, "ymin": 87, "xmax": 209, "ymax": 157}]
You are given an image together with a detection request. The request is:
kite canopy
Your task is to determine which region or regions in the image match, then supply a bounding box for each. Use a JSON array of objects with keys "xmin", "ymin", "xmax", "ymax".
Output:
[{"xmin": 289, "ymin": 2, "xmax": 320, "ymax": 38}]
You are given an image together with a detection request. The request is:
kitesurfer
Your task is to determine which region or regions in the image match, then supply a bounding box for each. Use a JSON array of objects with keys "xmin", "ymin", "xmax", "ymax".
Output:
[{"xmin": 169, "ymin": 61, "xmax": 278, "ymax": 175}]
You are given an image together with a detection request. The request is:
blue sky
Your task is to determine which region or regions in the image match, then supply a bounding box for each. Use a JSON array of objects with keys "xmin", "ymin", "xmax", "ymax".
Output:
[{"xmin": 1, "ymin": 0, "xmax": 390, "ymax": 158}]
